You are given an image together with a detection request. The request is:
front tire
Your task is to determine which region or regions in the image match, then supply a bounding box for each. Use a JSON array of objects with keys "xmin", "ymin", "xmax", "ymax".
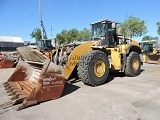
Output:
[
  {"xmin": 125, "ymin": 52, "xmax": 141, "ymax": 77},
  {"xmin": 77, "ymin": 50, "xmax": 109, "ymax": 86}
]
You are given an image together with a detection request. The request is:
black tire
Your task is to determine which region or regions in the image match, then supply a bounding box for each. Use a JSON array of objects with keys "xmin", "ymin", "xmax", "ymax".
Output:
[
  {"xmin": 125, "ymin": 52, "xmax": 141, "ymax": 77},
  {"xmin": 77, "ymin": 50, "xmax": 109, "ymax": 86}
]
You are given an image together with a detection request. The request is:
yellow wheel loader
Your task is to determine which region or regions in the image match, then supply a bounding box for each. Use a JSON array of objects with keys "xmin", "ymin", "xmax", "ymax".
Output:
[
  {"xmin": 140, "ymin": 41, "xmax": 160, "ymax": 64},
  {"xmin": 2, "ymin": 19, "xmax": 142, "ymax": 110}
]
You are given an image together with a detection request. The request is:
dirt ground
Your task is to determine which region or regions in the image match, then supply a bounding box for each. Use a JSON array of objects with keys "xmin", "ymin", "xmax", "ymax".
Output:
[{"xmin": 0, "ymin": 63, "xmax": 160, "ymax": 120}]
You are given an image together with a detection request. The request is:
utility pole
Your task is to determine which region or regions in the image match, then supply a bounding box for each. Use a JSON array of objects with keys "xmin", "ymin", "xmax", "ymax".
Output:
[
  {"xmin": 39, "ymin": 0, "xmax": 44, "ymax": 39},
  {"xmin": 39, "ymin": 0, "xmax": 48, "ymax": 39}
]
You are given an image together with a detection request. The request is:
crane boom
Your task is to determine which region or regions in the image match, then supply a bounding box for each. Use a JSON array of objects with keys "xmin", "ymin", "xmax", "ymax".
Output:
[{"xmin": 39, "ymin": 0, "xmax": 47, "ymax": 39}]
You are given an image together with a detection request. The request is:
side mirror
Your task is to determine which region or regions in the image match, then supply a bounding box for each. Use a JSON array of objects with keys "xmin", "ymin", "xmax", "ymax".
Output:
[
  {"xmin": 51, "ymin": 39, "xmax": 56, "ymax": 47},
  {"xmin": 112, "ymin": 23, "xmax": 116, "ymax": 29}
]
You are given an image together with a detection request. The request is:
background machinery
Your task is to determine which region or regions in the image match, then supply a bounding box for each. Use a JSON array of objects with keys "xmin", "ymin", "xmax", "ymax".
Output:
[
  {"xmin": 0, "ymin": 52, "xmax": 19, "ymax": 69},
  {"xmin": 140, "ymin": 40, "xmax": 160, "ymax": 64},
  {"xmin": 2, "ymin": 19, "xmax": 142, "ymax": 110},
  {"xmin": 36, "ymin": 0, "xmax": 56, "ymax": 59}
]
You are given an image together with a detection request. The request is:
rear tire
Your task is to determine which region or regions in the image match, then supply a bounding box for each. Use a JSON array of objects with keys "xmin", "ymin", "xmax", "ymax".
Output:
[
  {"xmin": 77, "ymin": 50, "xmax": 109, "ymax": 86},
  {"xmin": 125, "ymin": 52, "xmax": 141, "ymax": 77}
]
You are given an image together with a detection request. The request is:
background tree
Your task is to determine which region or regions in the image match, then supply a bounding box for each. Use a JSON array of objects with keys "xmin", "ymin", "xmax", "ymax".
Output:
[
  {"xmin": 79, "ymin": 28, "xmax": 90, "ymax": 41},
  {"xmin": 67, "ymin": 28, "xmax": 79, "ymax": 43},
  {"xmin": 142, "ymin": 36, "xmax": 158, "ymax": 41},
  {"xmin": 30, "ymin": 28, "xmax": 42, "ymax": 44},
  {"xmin": 56, "ymin": 29, "xmax": 68, "ymax": 45},
  {"xmin": 56, "ymin": 28, "xmax": 90, "ymax": 45},
  {"xmin": 157, "ymin": 22, "xmax": 160, "ymax": 36},
  {"xmin": 30, "ymin": 28, "xmax": 47, "ymax": 44},
  {"xmin": 118, "ymin": 16, "xmax": 147, "ymax": 37},
  {"xmin": 142, "ymin": 36, "xmax": 158, "ymax": 44}
]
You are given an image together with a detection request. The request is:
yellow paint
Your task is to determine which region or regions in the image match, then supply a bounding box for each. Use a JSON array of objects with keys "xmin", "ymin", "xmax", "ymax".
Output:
[
  {"xmin": 132, "ymin": 59, "xmax": 139, "ymax": 71},
  {"xmin": 108, "ymin": 48, "xmax": 121, "ymax": 70},
  {"xmin": 118, "ymin": 44, "xmax": 130, "ymax": 54},
  {"xmin": 63, "ymin": 41, "xmax": 95, "ymax": 79},
  {"xmin": 94, "ymin": 60, "xmax": 106, "ymax": 77}
]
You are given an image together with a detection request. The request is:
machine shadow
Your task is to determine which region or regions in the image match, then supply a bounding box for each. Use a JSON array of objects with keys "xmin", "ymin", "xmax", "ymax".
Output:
[
  {"xmin": 104, "ymin": 69, "xmax": 145, "ymax": 84},
  {"xmin": 66, "ymin": 68, "xmax": 145, "ymax": 86},
  {"xmin": 61, "ymin": 82, "xmax": 80, "ymax": 97}
]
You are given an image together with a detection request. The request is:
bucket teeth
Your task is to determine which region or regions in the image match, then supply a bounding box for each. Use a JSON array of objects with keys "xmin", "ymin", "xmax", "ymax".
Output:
[
  {"xmin": 7, "ymin": 87, "xmax": 15, "ymax": 92},
  {"xmin": 6, "ymin": 87, "xmax": 17, "ymax": 92},
  {"xmin": 4, "ymin": 83, "xmax": 10, "ymax": 87},
  {"xmin": 10, "ymin": 94, "xmax": 19, "ymax": 100},
  {"xmin": 13, "ymin": 95, "xmax": 28, "ymax": 105},
  {"xmin": 4, "ymin": 85, "xmax": 9, "ymax": 89},
  {"xmin": 9, "ymin": 91, "xmax": 16, "ymax": 96},
  {"xmin": 8, "ymin": 89, "xmax": 24, "ymax": 96},
  {"xmin": 3, "ymin": 82, "xmax": 8, "ymax": 85},
  {"xmin": 4, "ymin": 84, "xmax": 9, "ymax": 88},
  {"xmin": 7, "ymin": 87, "xmax": 19, "ymax": 92},
  {"xmin": 5, "ymin": 86, "xmax": 12, "ymax": 90},
  {"xmin": 5, "ymin": 84, "xmax": 13, "ymax": 89},
  {"xmin": 9, "ymin": 93, "xmax": 27, "ymax": 101},
  {"xmin": 7, "ymin": 89, "xmax": 13, "ymax": 93},
  {"xmin": 5, "ymin": 84, "xmax": 17, "ymax": 90},
  {"xmin": 3, "ymin": 83, "xmax": 9, "ymax": 87}
]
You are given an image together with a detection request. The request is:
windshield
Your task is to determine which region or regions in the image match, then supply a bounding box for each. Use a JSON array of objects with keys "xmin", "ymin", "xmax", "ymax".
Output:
[
  {"xmin": 45, "ymin": 40, "xmax": 52, "ymax": 48},
  {"xmin": 38, "ymin": 40, "xmax": 44, "ymax": 48},
  {"xmin": 90, "ymin": 23, "xmax": 108, "ymax": 40},
  {"xmin": 37, "ymin": 40, "xmax": 52, "ymax": 48},
  {"xmin": 141, "ymin": 42, "xmax": 153, "ymax": 52}
]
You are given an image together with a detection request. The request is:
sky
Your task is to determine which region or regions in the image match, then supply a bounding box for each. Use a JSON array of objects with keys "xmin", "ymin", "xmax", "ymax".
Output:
[{"xmin": 0, "ymin": 0, "xmax": 160, "ymax": 43}]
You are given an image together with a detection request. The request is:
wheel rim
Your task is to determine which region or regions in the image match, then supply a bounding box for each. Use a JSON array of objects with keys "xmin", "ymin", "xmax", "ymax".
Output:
[
  {"xmin": 94, "ymin": 60, "xmax": 106, "ymax": 77},
  {"xmin": 132, "ymin": 59, "xmax": 139, "ymax": 71}
]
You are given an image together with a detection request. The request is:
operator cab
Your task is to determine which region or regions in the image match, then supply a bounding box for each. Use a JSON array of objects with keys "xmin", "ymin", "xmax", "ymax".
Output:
[
  {"xmin": 90, "ymin": 19, "xmax": 119, "ymax": 47},
  {"xmin": 38, "ymin": 39, "xmax": 56, "ymax": 53},
  {"xmin": 140, "ymin": 42, "xmax": 154, "ymax": 53}
]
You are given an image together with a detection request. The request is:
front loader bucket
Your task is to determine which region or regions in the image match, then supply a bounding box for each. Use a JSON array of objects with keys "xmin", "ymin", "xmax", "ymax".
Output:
[
  {"xmin": 0, "ymin": 54, "xmax": 15, "ymax": 68},
  {"xmin": 2, "ymin": 46, "xmax": 65, "ymax": 110},
  {"xmin": 142, "ymin": 54, "xmax": 160, "ymax": 64}
]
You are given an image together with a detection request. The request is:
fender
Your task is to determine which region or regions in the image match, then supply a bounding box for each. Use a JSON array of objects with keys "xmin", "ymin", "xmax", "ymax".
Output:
[
  {"xmin": 121, "ymin": 45, "xmax": 142, "ymax": 72},
  {"xmin": 126, "ymin": 45, "xmax": 143, "ymax": 63},
  {"xmin": 126, "ymin": 45, "xmax": 142, "ymax": 55}
]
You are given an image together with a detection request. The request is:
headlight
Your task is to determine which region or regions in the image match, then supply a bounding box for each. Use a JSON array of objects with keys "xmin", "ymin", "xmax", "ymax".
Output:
[{"xmin": 101, "ymin": 36, "xmax": 106, "ymax": 40}]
